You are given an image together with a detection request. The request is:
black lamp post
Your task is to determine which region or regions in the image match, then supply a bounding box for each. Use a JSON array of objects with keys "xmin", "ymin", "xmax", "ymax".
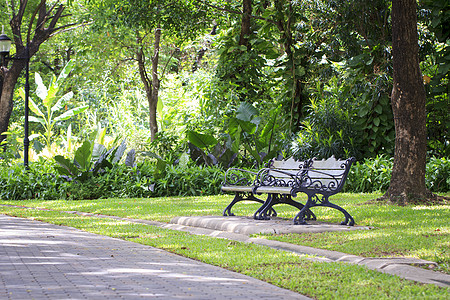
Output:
[{"xmin": 0, "ymin": 27, "xmax": 30, "ymax": 169}]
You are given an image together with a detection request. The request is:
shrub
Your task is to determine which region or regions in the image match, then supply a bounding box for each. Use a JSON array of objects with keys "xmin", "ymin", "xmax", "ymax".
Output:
[
  {"xmin": 0, "ymin": 159, "xmax": 62, "ymax": 200},
  {"xmin": 345, "ymin": 155, "xmax": 393, "ymax": 193},
  {"xmin": 426, "ymin": 157, "xmax": 450, "ymax": 192},
  {"xmin": 1, "ymin": 156, "xmax": 447, "ymax": 201},
  {"xmin": 346, "ymin": 155, "xmax": 450, "ymax": 193},
  {"xmin": 152, "ymin": 164, "xmax": 224, "ymax": 197}
]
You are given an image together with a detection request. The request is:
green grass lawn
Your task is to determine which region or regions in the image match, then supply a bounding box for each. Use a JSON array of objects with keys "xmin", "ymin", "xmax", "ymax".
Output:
[{"xmin": 0, "ymin": 193, "xmax": 449, "ymax": 299}]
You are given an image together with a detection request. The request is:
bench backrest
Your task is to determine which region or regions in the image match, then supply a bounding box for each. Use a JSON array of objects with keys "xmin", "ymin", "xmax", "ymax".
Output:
[
  {"xmin": 255, "ymin": 157, "xmax": 307, "ymax": 187},
  {"xmin": 300, "ymin": 156, "xmax": 355, "ymax": 194}
]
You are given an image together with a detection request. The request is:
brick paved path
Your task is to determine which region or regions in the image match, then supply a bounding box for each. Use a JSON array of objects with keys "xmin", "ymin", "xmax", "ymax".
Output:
[{"xmin": 0, "ymin": 215, "xmax": 309, "ymax": 299}]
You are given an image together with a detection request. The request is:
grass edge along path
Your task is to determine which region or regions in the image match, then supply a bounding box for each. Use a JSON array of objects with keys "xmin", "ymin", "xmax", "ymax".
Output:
[
  {"xmin": 0, "ymin": 206, "xmax": 448, "ymax": 300},
  {"xmin": 1, "ymin": 192, "xmax": 448, "ymax": 275}
]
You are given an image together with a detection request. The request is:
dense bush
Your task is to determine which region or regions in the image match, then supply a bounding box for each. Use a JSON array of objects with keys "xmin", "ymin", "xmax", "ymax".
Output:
[
  {"xmin": 152, "ymin": 165, "xmax": 223, "ymax": 197},
  {"xmin": 0, "ymin": 159, "xmax": 224, "ymax": 200},
  {"xmin": 426, "ymin": 157, "xmax": 450, "ymax": 192},
  {"xmin": 1, "ymin": 156, "xmax": 448, "ymax": 201},
  {"xmin": 345, "ymin": 155, "xmax": 393, "ymax": 192},
  {"xmin": 0, "ymin": 159, "xmax": 61, "ymax": 200},
  {"xmin": 346, "ymin": 155, "xmax": 450, "ymax": 193}
]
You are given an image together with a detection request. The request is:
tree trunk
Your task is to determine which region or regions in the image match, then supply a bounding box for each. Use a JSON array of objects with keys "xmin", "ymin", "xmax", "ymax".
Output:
[
  {"xmin": 0, "ymin": 1, "xmax": 67, "ymax": 144},
  {"xmin": 0, "ymin": 61, "xmax": 25, "ymax": 141},
  {"xmin": 273, "ymin": 0, "xmax": 304, "ymax": 129},
  {"xmin": 149, "ymin": 28, "xmax": 161, "ymax": 142},
  {"xmin": 384, "ymin": 0, "xmax": 434, "ymax": 204},
  {"xmin": 239, "ymin": 0, "xmax": 252, "ymax": 48},
  {"xmin": 136, "ymin": 28, "xmax": 161, "ymax": 142}
]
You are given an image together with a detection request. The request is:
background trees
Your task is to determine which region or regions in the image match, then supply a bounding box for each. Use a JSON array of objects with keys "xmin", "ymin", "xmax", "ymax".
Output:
[
  {"xmin": 0, "ymin": 0, "xmax": 73, "ymax": 144},
  {"xmin": 0, "ymin": 0, "xmax": 448, "ymax": 201}
]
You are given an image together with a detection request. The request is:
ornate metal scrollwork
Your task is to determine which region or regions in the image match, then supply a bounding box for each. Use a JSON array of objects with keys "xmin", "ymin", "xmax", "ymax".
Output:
[{"xmin": 222, "ymin": 168, "xmax": 256, "ymax": 186}]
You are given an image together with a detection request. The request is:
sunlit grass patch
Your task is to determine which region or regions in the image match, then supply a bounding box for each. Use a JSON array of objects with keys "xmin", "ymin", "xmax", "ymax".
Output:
[
  {"xmin": 1, "ymin": 205, "xmax": 448, "ymax": 299},
  {"xmin": 1, "ymin": 192, "xmax": 449, "ymax": 275}
]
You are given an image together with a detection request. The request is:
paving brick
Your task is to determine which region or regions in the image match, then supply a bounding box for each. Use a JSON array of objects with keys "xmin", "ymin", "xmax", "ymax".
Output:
[{"xmin": 0, "ymin": 215, "xmax": 308, "ymax": 300}]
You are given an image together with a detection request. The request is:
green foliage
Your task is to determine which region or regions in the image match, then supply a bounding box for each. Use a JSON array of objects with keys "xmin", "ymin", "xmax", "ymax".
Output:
[
  {"xmin": 0, "ymin": 158, "xmax": 152, "ymax": 200},
  {"xmin": 147, "ymin": 130, "xmax": 184, "ymax": 165},
  {"xmin": 345, "ymin": 155, "xmax": 393, "ymax": 193},
  {"xmin": 53, "ymin": 137, "xmax": 131, "ymax": 182},
  {"xmin": 426, "ymin": 157, "xmax": 450, "ymax": 192},
  {"xmin": 151, "ymin": 164, "xmax": 223, "ymax": 197},
  {"xmin": 346, "ymin": 156, "xmax": 450, "ymax": 193},
  {"xmin": 292, "ymin": 95, "xmax": 360, "ymax": 160},
  {"xmin": 0, "ymin": 123, "xmax": 23, "ymax": 160},
  {"xmin": 187, "ymin": 102, "xmax": 284, "ymax": 168},
  {"xmin": 0, "ymin": 159, "xmax": 64, "ymax": 200},
  {"xmin": 420, "ymin": 0, "xmax": 450, "ymax": 157},
  {"xmin": 24, "ymin": 60, "xmax": 88, "ymax": 149}
]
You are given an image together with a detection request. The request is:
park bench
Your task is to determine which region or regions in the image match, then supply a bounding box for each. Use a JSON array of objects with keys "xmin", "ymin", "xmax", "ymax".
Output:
[
  {"xmin": 221, "ymin": 157, "xmax": 315, "ymax": 222},
  {"xmin": 221, "ymin": 156, "xmax": 356, "ymax": 226}
]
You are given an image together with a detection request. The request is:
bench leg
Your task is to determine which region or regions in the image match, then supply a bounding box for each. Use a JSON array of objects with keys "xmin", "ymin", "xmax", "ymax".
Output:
[
  {"xmin": 253, "ymin": 194, "xmax": 275, "ymax": 220},
  {"xmin": 323, "ymin": 202, "xmax": 355, "ymax": 226},
  {"xmin": 281, "ymin": 195, "xmax": 316, "ymax": 221},
  {"xmin": 293, "ymin": 195, "xmax": 355, "ymax": 226},
  {"xmin": 293, "ymin": 197, "xmax": 313, "ymax": 225},
  {"xmin": 255, "ymin": 194, "xmax": 316, "ymax": 221},
  {"xmin": 223, "ymin": 192, "xmax": 276, "ymax": 217}
]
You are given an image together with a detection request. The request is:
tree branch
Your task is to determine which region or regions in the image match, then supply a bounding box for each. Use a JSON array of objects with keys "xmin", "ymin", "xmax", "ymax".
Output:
[{"xmin": 196, "ymin": 0, "xmax": 277, "ymax": 24}]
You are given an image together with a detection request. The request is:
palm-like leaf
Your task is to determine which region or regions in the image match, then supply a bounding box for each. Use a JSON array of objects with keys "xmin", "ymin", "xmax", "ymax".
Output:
[{"xmin": 54, "ymin": 105, "xmax": 89, "ymax": 122}]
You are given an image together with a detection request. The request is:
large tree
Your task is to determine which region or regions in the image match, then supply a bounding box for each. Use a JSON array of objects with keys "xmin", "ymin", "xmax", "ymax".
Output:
[
  {"xmin": 88, "ymin": 0, "xmax": 211, "ymax": 141},
  {"xmin": 383, "ymin": 0, "xmax": 434, "ymax": 204},
  {"xmin": 0, "ymin": 0, "xmax": 72, "ymax": 143}
]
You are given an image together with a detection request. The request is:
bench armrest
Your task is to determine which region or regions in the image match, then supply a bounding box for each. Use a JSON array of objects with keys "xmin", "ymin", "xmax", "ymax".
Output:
[{"xmin": 222, "ymin": 168, "xmax": 257, "ymax": 186}]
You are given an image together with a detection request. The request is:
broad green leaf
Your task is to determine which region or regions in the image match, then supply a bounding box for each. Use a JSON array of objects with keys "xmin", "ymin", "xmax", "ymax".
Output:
[
  {"xmin": 358, "ymin": 106, "xmax": 370, "ymax": 117},
  {"xmin": 374, "ymin": 104, "xmax": 383, "ymax": 114},
  {"xmin": 373, "ymin": 117, "xmax": 380, "ymax": 126},
  {"xmin": 44, "ymin": 78, "xmax": 59, "ymax": 108},
  {"xmin": 255, "ymin": 138, "xmax": 269, "ymax": 152},
  {"xmin": 51, "ymin": 92, "xmax": 74, "ymax": 112},
  {"xmin": 28, "ymin": 116, "xmax": 45, "ymax": 126},
  {"xmin": 228, "ymin": 117, "xmax": 240, "ymax": 137},
  {"xmin": 187, "ymin": 131, "xmax": 217, "ymax": 149},
  {"xmin": 231, "ymin": 127, "xmax": 241, "ymax": 153},
  {"xmin": 74, "ymin": 140, "xmax": 93, "ymax": 171},
  {"xmin": 98, "ymin": 127, "xmax": 107, "ymax": 145},
  {"xmin": 236, "ymin": 102, "xmax": 258, "ymax": 122},
  {"xmin": 54, "ymin": 155, "xmax": 79, "ymax": 176},
  {"xmin": 28, "ymin": 98, "xmax": 45, "ymax": 118},
  {"xmin": 373, "ymin": 117, "xmax": 381, "ymax": 127},
  {"xmin": 34, "ymin": 73, "xmax": 48, "ymax": 101},
  {"xmin": 56, "ymin": 59, "xmax": 75, "ymax": 86},
  {"xmin": 260, "ymin": 108, "xmax": 280, "ymax": 143},
  {"xmin": 54, "ymin": 105, "xmax": 89, "ymax": 122},
  {"xmin": 244, "ymin": 144, "xmax": 261, "ymax": 163},
  {"xmin": 237, "ymin": 119, "xmax": 257, "ymax": 134}
]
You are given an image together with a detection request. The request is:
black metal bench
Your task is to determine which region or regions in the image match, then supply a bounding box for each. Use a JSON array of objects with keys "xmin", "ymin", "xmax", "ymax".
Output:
[
  {"xmin": 221, "ymin": 157, "xmax": 315, "ymax": 222},
  {"xmin": 221, "ymin": 156, "xmax": 355, "ymax": 226}
]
